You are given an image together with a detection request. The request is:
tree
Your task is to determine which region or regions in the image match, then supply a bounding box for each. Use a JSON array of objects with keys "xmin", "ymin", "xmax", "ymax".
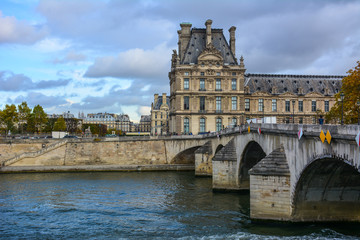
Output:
[
  {"xmin": 325, "ymin": 61, "xmax": 360, "ymax": 124},
  {"xmin": 53, "ymin": 117, "xmax": 67, "ymax": 131},
  {"xmin": 32, "ymin": 105, "xmax": 48, "ymax": 133},
  {"xmin": 17, "ymin": 101, "xmax": 31, "ymax": 134},
  {"xmin": 0, "ymin": 104, "xmax": 18, "ymax": 137}
]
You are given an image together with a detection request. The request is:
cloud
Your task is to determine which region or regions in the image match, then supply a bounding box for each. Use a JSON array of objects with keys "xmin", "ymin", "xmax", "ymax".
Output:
[
  {"xmin": 138, "ymin": 106, "xmax": 150, "ymax": 116},
  {"xmin": 0, "ymin": 71, "xmax": 71, "ymax": 91},
  {"xmin": 0, "ymin": 10, "xmax": 46, "ymax": 44},
  {"xmin": 33, "ymin": 37, "xmax": 71, "ymax": 52},
  {"xmin": 52, "ymin": 50, "xmax": 87, "ymax": 64},
  {"xmin": 13, "ymin": 92, "xmax": 67, "ymax": 108},
  {"xmin": 84, "ymin": 43, "xmax": 172, "ymax": 80}
]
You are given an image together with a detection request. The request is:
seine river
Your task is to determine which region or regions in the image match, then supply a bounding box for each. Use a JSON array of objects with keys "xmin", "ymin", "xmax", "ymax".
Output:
[{"xmin": 0, "ymin": 171, "xmax": 359, "ymax": 239}]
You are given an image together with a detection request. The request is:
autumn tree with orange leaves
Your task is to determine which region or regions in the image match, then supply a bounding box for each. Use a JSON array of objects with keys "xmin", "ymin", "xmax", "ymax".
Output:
[{"xmin": 326, "ymin": 61, "xmax": 360, "ymax": 124}]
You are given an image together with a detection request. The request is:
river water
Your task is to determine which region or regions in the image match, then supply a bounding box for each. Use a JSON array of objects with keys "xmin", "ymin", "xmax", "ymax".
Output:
[{"xmin": 0, "ymin": 171, "xmax": 359, "ymax": 239}]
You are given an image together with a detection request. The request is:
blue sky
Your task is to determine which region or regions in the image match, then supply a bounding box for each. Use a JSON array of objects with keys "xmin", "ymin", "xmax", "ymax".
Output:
[{"xmin": 1, "ymin": 0, "xmax": 360, "ymax": 122}]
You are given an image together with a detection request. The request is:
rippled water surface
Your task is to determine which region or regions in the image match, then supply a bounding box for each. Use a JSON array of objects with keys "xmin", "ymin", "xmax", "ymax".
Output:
[{"xmin": 0, "ymin": 172, "xmax": 359, "ymax": 239}]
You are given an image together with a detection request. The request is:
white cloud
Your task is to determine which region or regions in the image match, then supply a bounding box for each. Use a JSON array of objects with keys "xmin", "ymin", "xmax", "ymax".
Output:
[
  {"xmin": 33, "ymin": 37, "xmax": 71, "ymax": 52},
  {"xmin": 85, "ymin": 43, "xmax": 172, "ymax": 80},
  {"xmin": 0, "ymin": 10, "xmax": 46, "ymax": 44},
  {"xmin": 138, "ymin": 106, "xmax": 151, "ymax": 116}
]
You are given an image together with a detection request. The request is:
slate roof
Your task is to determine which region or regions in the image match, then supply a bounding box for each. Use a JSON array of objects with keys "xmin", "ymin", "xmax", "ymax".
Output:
[
  {"xmin": 249, "ymin": 147, "xmax": 290, "ymax": 176},
  {"xmin": 181, "ymin": 28, "xmax": 237, "ymax": 65},
  {"xmin": 153, "ymin": 96, "xmax": 170, "ymax": 110},
  {"xmin": 245, "ymin": 73, "xmax": 344, "ymax": 95},
  {"xmin": 140, "ymin": 115, "xmax": 151, "ymax": 123}
]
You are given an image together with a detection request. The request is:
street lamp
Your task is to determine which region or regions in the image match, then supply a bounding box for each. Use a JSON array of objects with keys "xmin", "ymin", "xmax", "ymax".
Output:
[
  {"xmin": 340, "ymin": 92, "xmax": 345, "ymax": 125},
  {"xmin": 292, "ymin": 100, "xmax": 295, "ymax": 124},
  {"xmin": 357, "ymin": 100, "xmax": 360, "ymax": 125}
]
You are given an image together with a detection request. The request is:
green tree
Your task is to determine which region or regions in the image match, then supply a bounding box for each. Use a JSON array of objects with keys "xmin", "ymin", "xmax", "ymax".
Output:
[
  {"xmin": 326, "ymin": 61, "xmax": 360, "ymax": 124},
  {"xmin": 53, "ymin": 117, "xmax": 67, "ymax": 131},
  {"xmin": 17, "ymin": 101, "xmax": 31, "ymax": 134},
  {"xmin": 0, "ymin": 104, "xmax": 18, "ymax": 137},
  {"xmin": 32, "ymin": 105, "xmax": 48, "ymax": 133}
]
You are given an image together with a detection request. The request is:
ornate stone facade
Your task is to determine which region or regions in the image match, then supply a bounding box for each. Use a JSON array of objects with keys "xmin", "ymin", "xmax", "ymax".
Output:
[
  {"xmin": 169, "ymin": 20, "xmax": 344, "ymax": 134},
  {"xmin": 151, "ymin": 93, "xmax": 169, "ymax": 135}
]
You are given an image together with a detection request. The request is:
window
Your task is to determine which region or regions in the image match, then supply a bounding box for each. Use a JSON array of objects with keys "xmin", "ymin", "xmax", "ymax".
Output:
[
  {"xmin": 184, "ymin": 78, "xmax": 189, "ymax": 90},
  {"xmin": 200, "ymin": 97, "xmax": 205, "ymax": 111},
  {"xmin": 312, "ymin": 101, "xmax": 316, "ymax": 112},
  {"xmin": 232, "ymin": 117, "xmax": 237, "ymax": 127},
  {"xmin": 184, "ymin": 96, "xmax": 189, "ymax": 110},
  {"xmin": 216, "ymin": 118, "xmax": 222, "ymax": 131},
  {"xmin": 155, "ymin": 113, "xmax": 157, "ymax": 119},
  {"xmin": 200, "ymin": 78, "xmax": 205, "ymax": 90},
  {"xmin": 216, "ymin": 97, "xmax": 222, "ymax": 111},
  {"xmin": 216, "ymin": 78, "xmax": 221, "ymax": 90},
  {"xmin": 232, "ymin": 72, "xmax": 236, "ymax": 76},
  {"xmin": 200, "ymin": 72, "xmax": 205, "ymax": 76},
  {"xmin": 285, "ymin": 117, "xmax": 290, "ymax": 124},
  {"xmin": 325, "ymin": 101, "xmax": 329, "ymax": 112},
  {"xmin": 231, "ymin": 78, "xmax": 237, "ymax": 90},
  {"xmin": 232, "ymin": 97, "xmax": 237, "ymax": 110},
  {"xmin": 258, "ymin": 99, "xmax": 264, "ymax": 112},
  {"xmin": 299, "ymin": 117, "xmax": 303, "ymax": 124},
  {"xmin": 245, "ymin": 99, "xmax": 250, "ymax": 111},
  {"xmin": 199, "ymin": 118, "xmax": 205, "ymax": 132},
  {"xmin": 312, "ymin": 117, "xmax": 317, "ymax": 124},
  {"xmin": 285, "ymin": 100, "xmax": 290, "ymax": 112},
  {"xmin": 184, "ymin": 72, "xmax": 189, "ymax": 76},
  {"xmin": 298, "ymin": 100, "xmax": 303, "ymax": 112},
  {"xmin": 272, "ymin": 99, "xmax": 277, "ymax": 112},
  {"xmin": 216, "ymin": 72, "xmax": 221, "ymax": 76},
  {"xmin": 184, "ymin": 118, "xmax": 189, "ymax": 133},
  {"xmin": 161, "ymin": 113, "xmax": 162, "ymax": 119}
]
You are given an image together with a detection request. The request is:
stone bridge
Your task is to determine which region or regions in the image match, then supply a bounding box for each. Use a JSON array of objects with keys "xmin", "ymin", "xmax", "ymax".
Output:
[
  {"xmin": 198, "ymin": 124, "xmax": 360, "ymax": 222},
  {"xmin": 1, "ymin": 124, "xmax": 359, "ymax": 222}
]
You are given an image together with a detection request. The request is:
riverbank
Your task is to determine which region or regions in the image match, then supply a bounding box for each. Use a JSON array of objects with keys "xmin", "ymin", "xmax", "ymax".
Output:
[{"xmin": 0, "ymin": 164, "xmax": 194, "ymax": 173}]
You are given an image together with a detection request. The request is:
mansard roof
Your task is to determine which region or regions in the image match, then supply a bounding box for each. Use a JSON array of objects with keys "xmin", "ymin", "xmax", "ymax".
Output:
[
  {"xmin": 153, "ymin": 96, "xmax": 170, "ymax": 110},
  {"xmin": 244, "ymin": 73, "xmax": 344, "ymax": 96},
  {"xmin": 140, "ymin": 115, "xmax": 151, "ymax": 122},
  {"xmin": 181, "ymin": 28, "xmax": 237, "ymax": 65}
]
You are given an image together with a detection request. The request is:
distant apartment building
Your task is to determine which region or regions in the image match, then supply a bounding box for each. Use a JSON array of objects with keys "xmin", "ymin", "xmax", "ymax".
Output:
[
  {"xmin": 83, "ymin": 113, "xmax": 132, "ymax": 133},
  {"xmin": 151, "ymin": 93, "xmax": 169, "ymax": 135},
  {"xmin": 139, "ymin": 115, "xmax": 151, "ymax": 132},
  {"xmin": 48, "ymin": 111, "xmax": 75, "ymax": 119}
]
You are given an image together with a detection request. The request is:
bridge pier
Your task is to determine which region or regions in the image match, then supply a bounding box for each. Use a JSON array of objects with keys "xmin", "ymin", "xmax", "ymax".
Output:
[
  {"xmin": 194, "ymin": 141, "xmax": 213, "ymax": 176},
  {"xmin": 249, "ymin": 147, "xmax": 292, "ymax": 221},
  {"xmin": 212, "ymin": 139, "xmax": 240, "ymax": 190}
]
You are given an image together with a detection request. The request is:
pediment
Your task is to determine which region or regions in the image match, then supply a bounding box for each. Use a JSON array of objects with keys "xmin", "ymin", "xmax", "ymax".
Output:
[
  {"xmin": 304, "ymin": 91, "xmax": 324, "ymax": 97},
  {"xmin": 252, "ymin": 91, "xmax": 271, "ymax": 97},
  {"xmin": 198, "ymin": 44, "xmax": 223, "ymax": 62},
  {"xmin": 279, "ymin": 92, "xmax": 297, "ymax": 97}
]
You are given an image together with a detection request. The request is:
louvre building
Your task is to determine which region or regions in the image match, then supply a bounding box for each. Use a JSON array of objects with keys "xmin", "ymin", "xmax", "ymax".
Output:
[{"xmin": 167, "ymin": 19, "xmax": 344, "ymax": 134}]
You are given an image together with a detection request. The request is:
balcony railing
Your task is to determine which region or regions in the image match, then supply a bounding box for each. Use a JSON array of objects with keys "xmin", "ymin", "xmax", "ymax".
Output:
[
  {"xmin": 215, "ymin": 110, "xmax": 223, "ymax": 114},
  {"xmin": 215, "ymin": 89, "xmax": 222, "ymax": 91},
  {"xmin": 199, "ymin": 88, "xmax": 206, "ymax": 91},
  {"xmin": 198, "ymin": 110, "xmax": 207, "ymax": 113}
]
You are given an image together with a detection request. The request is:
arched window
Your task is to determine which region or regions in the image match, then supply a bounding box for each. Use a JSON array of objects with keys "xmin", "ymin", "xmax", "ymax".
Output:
[
  {"xmin": 216, "ymin": 118, "xmax": 222, "ymax": 131},
  {"xmin": 199, "ymin": 118, "xmax": 205, "ymax": 133},
  {"xmin": 184, "ymin": 118, "xmax": 190, "ymax": 134}
]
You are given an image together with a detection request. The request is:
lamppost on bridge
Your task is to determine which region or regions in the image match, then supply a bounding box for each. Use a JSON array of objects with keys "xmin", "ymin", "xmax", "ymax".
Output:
[
  {"xmin": 340, "ymin": 92, "xmax": 345, "ymax": 125},
  {"xmin": 357, "ymin": 100, "xmax": 360, "ymax": 125},
  {"xmin": 292, "ymin": 100, "xmax": 295, "ymax": 124}
]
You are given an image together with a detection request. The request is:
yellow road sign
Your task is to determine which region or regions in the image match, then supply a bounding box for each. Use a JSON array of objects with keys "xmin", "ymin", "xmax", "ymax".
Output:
[
  {"xmin": 325, "ymin": 130, "xmax": 331, "ymax": 144},
  {"xmin": 320, "ymin": 130, "xmax": 325, "ymax": 143}
]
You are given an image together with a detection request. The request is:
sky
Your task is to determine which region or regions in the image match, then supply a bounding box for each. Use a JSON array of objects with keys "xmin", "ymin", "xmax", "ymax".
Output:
[{"xmin": 1, "ymin": 0, "xmax": 359, "ymax": 122}]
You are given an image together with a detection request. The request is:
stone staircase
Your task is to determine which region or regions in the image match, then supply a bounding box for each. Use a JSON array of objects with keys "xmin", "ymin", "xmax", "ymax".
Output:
[{"xmin": 0, "ymin": 140, "xmax": 68, "ymax": 167}]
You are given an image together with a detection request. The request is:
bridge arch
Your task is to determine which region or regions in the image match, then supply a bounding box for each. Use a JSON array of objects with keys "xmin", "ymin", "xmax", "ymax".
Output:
[
  {"xmin": 171, "ymin": 146, "xmax": 202, "ymax": 164},
  {"xmin": 239, "ymin": 141, "xmax": 266, "ymax": 189},
  {"xmin": 292, "ymin": 156, "xmax": 360, "ymax": 222}
]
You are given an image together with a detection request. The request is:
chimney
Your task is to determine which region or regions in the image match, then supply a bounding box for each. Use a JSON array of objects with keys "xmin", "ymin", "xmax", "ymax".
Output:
[
  {"xmin": 154, "ymin": 94, "xmax": 158, "ymax": 104},
  {"xmin": 205, "ymin": 19, "xmax": 212, "ymax": 46},
  {"xmin": 162, "ymin": 93, "xmax": 167, "ymax": 106},
  {"xmin": 229, "ymin": 26, "xmax": 236, "ymax": 57},
  {"xmin": 179, "ymin": 23, "xmax": 192, "ymax": 61}
]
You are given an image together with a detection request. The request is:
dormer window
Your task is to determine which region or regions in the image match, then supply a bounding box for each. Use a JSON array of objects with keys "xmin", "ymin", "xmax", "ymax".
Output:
[{"xmin": 184, "ymin": 72, "xmax": 189, "ymax": 76}]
